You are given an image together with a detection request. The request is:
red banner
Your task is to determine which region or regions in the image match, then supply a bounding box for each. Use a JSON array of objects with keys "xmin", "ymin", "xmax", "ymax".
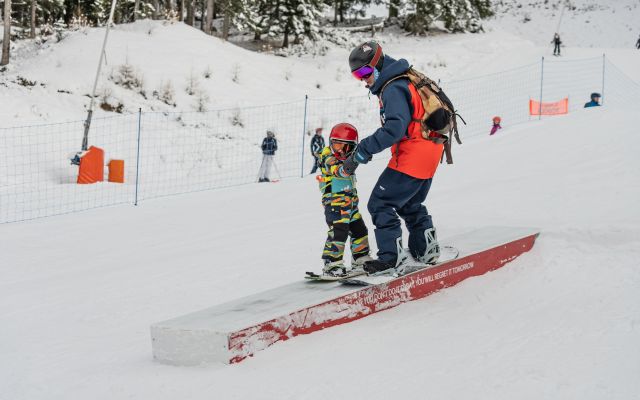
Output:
[{"xmin": 529, "ymin": 97, "xmax": 569, "ymax": 116}]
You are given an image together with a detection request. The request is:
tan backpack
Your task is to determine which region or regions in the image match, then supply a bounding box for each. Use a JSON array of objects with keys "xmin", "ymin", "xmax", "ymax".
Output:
[{"xmin": 380, "ymin": 67, "xmax": 464, "ymax": 164}]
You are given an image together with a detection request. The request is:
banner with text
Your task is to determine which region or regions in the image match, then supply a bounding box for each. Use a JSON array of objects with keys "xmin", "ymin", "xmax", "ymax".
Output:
[{"xmin": 529, "ymin": 98, "xmax": 569, "ymax": 116}]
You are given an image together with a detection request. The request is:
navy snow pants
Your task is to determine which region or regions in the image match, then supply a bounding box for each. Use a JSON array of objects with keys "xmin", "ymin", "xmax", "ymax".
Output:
[{"xmin": 367, "ymin": 167, "xmax": 434, "ymax": 263}]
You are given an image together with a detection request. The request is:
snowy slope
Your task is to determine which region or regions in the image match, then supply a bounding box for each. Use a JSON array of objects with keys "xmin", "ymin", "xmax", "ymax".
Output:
[
  {"xmin": 1, "ymin": 102, "xmax": 639, "ymax": 400},
  {"xmin": 2, "ymin": 2, "xmax": 640, "ymax": 398},
  {"xmin": 3, "ymin": 0, "xmax": 640, "ymax": 127},
  {"xmin": 490, "ymin": 0, "xmax": 640, "ymax": 49}
]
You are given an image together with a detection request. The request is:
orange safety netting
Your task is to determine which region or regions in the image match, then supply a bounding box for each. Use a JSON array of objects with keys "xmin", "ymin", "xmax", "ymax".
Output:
[{"xmin": 529, "ymin": 98, "xmax": 569, "ymax": 116}]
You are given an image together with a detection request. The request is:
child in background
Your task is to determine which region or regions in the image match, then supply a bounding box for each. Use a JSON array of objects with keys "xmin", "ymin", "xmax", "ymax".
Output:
[
  {"xmin": 316, "ymin": 123, "xmax": 373, "ymax": 276},
  {"xmin": 490, "ymin": 116, "xmax": 502, "ymax": 135}
]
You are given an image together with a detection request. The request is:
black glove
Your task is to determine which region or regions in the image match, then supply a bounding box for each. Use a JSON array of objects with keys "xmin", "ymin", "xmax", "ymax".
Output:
[{"xmin": 342, "ymin": 154, "xmax": 359, "ymax": 175}]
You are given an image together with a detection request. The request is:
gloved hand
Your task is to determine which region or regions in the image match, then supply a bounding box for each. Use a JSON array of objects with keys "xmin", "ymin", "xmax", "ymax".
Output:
[
  {"xmin": 353, "ymin": 147, "xmax": 371, "ymax": 164},
  {"xmin": 343, "ymin": 149, "xmax": 370, "ymax": 175},
  {"xmin": 342, "ymin": 154, "xmax": 359, "ymax": 176}
]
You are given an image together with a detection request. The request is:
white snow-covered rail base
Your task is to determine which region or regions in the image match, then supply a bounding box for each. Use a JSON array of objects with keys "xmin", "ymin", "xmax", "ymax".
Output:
[{"xmin": 150, "ymin": 226, "xmax": 539, "ymax": 365}]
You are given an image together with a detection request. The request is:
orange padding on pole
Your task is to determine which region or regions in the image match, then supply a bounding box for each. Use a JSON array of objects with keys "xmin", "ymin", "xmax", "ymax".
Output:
[
  {"xmin": 77, "ymin": 146, "xmax": 104, "ymax": 184},
  {"xmin": 529, "ymin": 98, "xmax": 569, "ymax": 116},
  {"xmin": 108, "ymin": 159, "xmax": 125, "ymax": 183}
]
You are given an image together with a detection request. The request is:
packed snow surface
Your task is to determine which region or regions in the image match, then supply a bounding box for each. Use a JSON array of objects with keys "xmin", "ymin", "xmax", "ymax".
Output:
[
  {"xmin": 2, "ymin": 1, "xmax": 640, "ymax": 398},
  {"xmin": 2, "ymin": 96, "xmax": 639, "ymax": 400}
]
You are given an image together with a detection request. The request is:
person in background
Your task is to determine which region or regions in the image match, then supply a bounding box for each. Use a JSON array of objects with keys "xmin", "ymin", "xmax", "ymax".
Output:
[
  {"xmin": 490, "ymin": 116, "xmax": 502, "ymax": 135},
  {"xmin": 636, "ymin": 35, "xmax": 640, "ymax": 49},
  {"xmin": 584, "ymin": 93, "xmax": 601, "ymax": 108},
  {"xmin": 310, "ymin": 127, "xmax": 325, "ymax": 174},
  {"xmin": 258, "ymin": 130, "xmax": 278, "ymax": 182},
  {"xmin": 552, "ymin": 33, "xmax": 562, "ymax": 56}
]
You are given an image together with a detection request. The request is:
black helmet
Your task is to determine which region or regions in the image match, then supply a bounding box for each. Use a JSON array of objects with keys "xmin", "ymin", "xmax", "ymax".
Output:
[
  {"xmin": 590, "ymin": 92, "xmax": 601, "ymax": 100},
  {"xmin": 349, "ymin": 41, "xmax": 384, "ymax": 72}
]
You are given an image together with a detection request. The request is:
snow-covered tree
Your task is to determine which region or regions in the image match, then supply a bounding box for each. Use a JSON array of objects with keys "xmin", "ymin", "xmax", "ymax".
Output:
[
  {"xmin": 330, "ymin": 0, "xmax": 372, "ymax": 25},
  {"xmin": 88, "ymin": 0, "xmax": 155, "ymax": 25},
  {"xmin": 404, "ymin": 0, "xmax": 437, "ymax": 35},
  {"xmin": 1, "ymin": 0, "xmax": 10, "ymax": 66},
  {"xmin": 30, "ymin": 0, "xmax": 36, "ymax": 38},
  {"xmin": 261, "ymin": 0, "xmax": 324, "ymax": 47},
  {"xmin": 469, "ymin": 0, "xmax": 492, "ymax": 19},
  {"xmin": 439, "ymin": 0, "xmax": 484, "ymax": 33},
  {"xmin": 204, "ymin": 0, "xmax": 214, "ymax": 33},
  {"xmin": 403, "ymin": 0, "xmax": 490, "ymax": 34}
]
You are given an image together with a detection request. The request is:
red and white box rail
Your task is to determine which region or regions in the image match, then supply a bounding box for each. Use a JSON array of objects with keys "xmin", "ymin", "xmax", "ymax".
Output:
[{"xmin": 150, "ymin": 226, "xmax": 539, "ymax": 365}]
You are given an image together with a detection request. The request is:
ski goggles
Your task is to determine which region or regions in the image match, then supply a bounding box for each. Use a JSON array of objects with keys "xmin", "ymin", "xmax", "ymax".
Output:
[
  {"xmin": 351, "ymin": 65, "xmax": 375, "ymax": 80},
  {"xmin": 330, "ymin": 140, "xmax": 356, "ymax": 160}
]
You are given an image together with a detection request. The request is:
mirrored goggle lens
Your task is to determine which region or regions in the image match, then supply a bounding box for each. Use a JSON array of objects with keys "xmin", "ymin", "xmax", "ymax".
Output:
[
  {"xmin": 351, "ymin": 65, "xmax": 374, "ymax": 80},
  {"xmin": 332, "ymin": 142, "xmax": 354, "ymax": 154}
]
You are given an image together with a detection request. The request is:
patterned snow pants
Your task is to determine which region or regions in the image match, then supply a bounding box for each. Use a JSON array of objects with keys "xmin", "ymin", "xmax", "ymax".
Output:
[{"xmin": 322, "ymin": 196, "xmax": 370, "ymax": 263}]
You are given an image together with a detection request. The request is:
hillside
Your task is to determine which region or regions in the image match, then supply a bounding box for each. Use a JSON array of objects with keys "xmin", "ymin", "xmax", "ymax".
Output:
[
  {"xmin": 490, "ymin": 0, "xmax": 640, "ymax": 48},
  {"xmin": 2, "ymin": 0, "xmax": 640, "ymax": 127}
]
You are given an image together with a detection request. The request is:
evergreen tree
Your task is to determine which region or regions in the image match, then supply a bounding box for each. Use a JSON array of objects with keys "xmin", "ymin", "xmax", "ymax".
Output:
[
  {"xmin": 217, "ymin": 0, "xmax": 250, "ymax": 39},
  {"xmin": 262, "ymin": 0, "xmax": 323, "ymax": 47},
  {"xmin": 403, "ymin": 0, "xmax": 490, "ymax": 34},
  {"xmin": 439, "ymin": 0, "xmax": 484, "ymax": 33},
  {"xmin": 387, "ymin": 0, "xmax": 402, "ymax": 19},
  {"xmin": 404, "ymin": 0, "xmax": 437, "ymax": 35},
  {"xmin": 30, "ymin": 0, "xmax": 36, "ymax": 38},
  {"xmin": 86, "ymin": 0, "xmax": 155, "ymax": 25},
  {"xmin": 469, "ymin": 0, "xmax": 492, "ymax": 19},
  {"xmin": 2, "ymin": 0, "xmax": 11, "ymax": 65},
  {"xmin": 329, "ymin": 0, "xmax": 371, "ymax": 24},
  {"xmin": 204, "ymin": 0, "xmax": 214, "ymax": 33}
]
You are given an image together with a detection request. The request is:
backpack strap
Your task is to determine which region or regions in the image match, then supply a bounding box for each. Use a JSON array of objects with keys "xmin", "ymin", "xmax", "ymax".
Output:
[{"xmin": 379, "ymin": 75, "xmax": 409, "ymax": 99}]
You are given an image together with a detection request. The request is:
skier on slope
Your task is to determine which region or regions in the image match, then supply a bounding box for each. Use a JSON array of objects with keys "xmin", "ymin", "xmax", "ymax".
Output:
[
  {"xmin": 316, "ymin": 123, "xmax": 373, "ymax": 276},
  {"xmin": 258, "ymin": 130, "xmax": 278, "ymax": 182},
  {"xmin": 341, "ymin": 41, "xmax": 442, "ymax": 274},
  {"xmin": 551, "ymin": 33, "xmax": 562, "ymax": 56},
  {"xmin": 636, "ymin": 35, "xmax": 640, "ymax": 49},
  {"xmin": 584, "ymin": 92, "xmax": 601, "ymax": 108},
  {"xmin": 309, "ymin": 127, "xmax": 325, "ymax": 174},
  {"xmin": 490, "ymin": 116, "xmax": 502, "ymax": 135}
]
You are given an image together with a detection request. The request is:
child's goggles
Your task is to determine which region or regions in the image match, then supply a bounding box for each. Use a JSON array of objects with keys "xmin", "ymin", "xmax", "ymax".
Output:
[
  {"xmin": 351, "ymin": 65, "xmax": 374, "ymax": 80},
  {"xmin": 330, "ymin": 140, "xmax": 356, "ymax": 160}
]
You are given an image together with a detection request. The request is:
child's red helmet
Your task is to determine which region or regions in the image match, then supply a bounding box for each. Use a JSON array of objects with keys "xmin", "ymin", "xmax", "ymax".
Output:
[
  {"xmin": 492, "ymin": 116, "xmax": 501, "ymax": 124},
  {"xmin": 329, "ymin": 123, "xmax": 358, "ymax": 160}
]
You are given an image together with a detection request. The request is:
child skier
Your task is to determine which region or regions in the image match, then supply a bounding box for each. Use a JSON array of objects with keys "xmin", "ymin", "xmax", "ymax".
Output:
[
  {"xmin": 490, "ymin": 116, "xmax": 502, "ymax": 135},
  {"xmin": 316, "ymin": 123, "xmax": 373, "ymax": 276}
]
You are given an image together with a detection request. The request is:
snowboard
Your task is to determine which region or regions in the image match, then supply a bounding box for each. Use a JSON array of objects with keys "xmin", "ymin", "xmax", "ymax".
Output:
[
  {"xmin": 304, "ymin": 269, "xmax": 366, "ymax": 282},
  {"xmin": 341, "ymin": 245, "xmax": 460, "ymax": 286}
]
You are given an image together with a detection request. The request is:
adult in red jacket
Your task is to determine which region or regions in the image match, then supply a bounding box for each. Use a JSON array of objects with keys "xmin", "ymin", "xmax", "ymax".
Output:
[{"xmin": 343, "ymin": 41, "xmax": 444, "ymax": 274}]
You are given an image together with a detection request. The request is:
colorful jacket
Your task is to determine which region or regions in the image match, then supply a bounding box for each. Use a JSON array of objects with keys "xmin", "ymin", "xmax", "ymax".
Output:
[
  {"xmin": 317, "ymin": 146, "xmax": 358, "ymax": 205},
  {"xmin": 310, "ymin": 135, "xmax": 325, "ymax": 157},
  {"xmin": 357, "ymin": 55, "xmax": 443, "ymax": 180}
]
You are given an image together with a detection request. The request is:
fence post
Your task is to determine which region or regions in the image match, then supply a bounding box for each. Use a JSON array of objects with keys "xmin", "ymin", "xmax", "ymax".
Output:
[
  {"xmin": 300, "ymin": 95, "xmax": 308, "ymax": 178},
  {"xmin": 538, "ymin": 56, "xmax": 544, "ymax": 120},
  {"xmin": 601, "ymin": 53, "xmax": 606, "ymax": 106},
  {"xmin": 134, "ymin": 108, "xmax": 142, "ymax": 206}
]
